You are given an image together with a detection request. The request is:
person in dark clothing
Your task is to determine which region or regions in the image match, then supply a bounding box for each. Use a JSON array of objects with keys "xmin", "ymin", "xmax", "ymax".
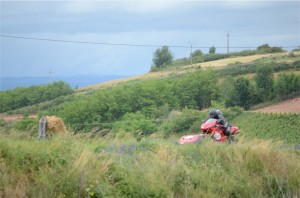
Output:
[{"xmin": 208, "ymin": 109, "xmax": 231, "ymax": 136}]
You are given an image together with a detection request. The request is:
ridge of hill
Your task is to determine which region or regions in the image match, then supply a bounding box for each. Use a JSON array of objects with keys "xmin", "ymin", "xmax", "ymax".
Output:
[
  {"xmin": 79, "ymin": 51, "xmax": 299, "ymax": 92},
  {"xmin": 1, "ymin": 51, "xmax": 299, "ymax": 117}
]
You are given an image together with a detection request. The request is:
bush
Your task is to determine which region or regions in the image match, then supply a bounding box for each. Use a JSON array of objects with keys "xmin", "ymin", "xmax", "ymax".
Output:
[
  {"xmin": 0, "ymin": 119, "xmax": 7, "ymax": 127},
  {"xmin": 112, "ymin": 112, "xmax": 157, "ymax": 136},
  {"xmin": 13, "ymin": 118, "xmax": 38, "ymax": 136},
  {"xmin": 0, "ymin": 81, "xmax": 74, "ymax": 113},
  {"xmin": 203, "ymin": 53, "xmax": 230, "ymax": 62},
  {"xmin": 159, "ymin": 109, "xmax": 205, "ymax": 138}
]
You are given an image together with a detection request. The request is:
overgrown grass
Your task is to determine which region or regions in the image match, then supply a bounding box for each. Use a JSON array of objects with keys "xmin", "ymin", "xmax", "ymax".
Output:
[{"xmin": 0, "ymin": 132, "xmax": 299, "ymax": 197}]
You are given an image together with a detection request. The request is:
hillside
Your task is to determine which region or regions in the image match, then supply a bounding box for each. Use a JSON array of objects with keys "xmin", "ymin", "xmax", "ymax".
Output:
[
  {"xmin": 1, "ymin": 51, "xmax": 299, "ymax": 122},
  {"xmin": 79, "ymin": 51, "xmax": 300, "ymax": 92},
  {"xmin": 254, "ymin": 97, "xmax": 300, "ymax": 113},
  {"xmin": 1, "ymin": 51, "xmax": 300, "ymax": 198}
]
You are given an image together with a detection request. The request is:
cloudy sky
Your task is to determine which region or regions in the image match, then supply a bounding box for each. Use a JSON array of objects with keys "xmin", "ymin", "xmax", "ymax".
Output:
[{"xmin": 0, "ymin": 0, "xmax": 299, "ymax": 78}]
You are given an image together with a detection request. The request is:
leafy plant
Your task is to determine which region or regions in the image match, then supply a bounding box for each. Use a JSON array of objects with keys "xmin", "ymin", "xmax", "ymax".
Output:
[
  {"xmin": 112, "ymin": 111, "xmax": 157, "ymax": 136},
  {"xmin": 152, "ymin": 46, "xmax": 174, "ymax": 69}
]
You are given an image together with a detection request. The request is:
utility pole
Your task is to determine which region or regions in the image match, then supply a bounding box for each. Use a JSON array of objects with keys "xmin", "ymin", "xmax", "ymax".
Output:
[{"xmin": 227, "ymin": 32, "xmax": 230, "ymax": 54}]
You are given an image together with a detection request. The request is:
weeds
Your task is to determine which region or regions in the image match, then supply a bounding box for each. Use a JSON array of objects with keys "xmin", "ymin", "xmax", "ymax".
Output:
[{"xmin": 0, "ymin": 133, "xmax": 299, "ymax": 197}]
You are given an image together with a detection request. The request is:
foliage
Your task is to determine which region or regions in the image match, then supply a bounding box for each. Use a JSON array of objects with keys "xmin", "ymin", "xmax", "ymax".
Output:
[
  {"xmin": 192, "ymin": 49, "xmax": 203, "ymax": 57},
  {"xmin": 12, "ymin": 117, "xmax": 38, "ymax": 136},
  {"xmin": 223, "ymin": 70, "xmax": 300, "ymax": 109},
  {"xmin": 168, "ymin": 58, "xmax": 191, "ymax": 68},
  {"xmin": 256, "ymin": 43, "xmax": 285, "ymax": 53},
  {"xmin": 151, "ymin": 43, "xmax": 291, "ymax": 73},
  {"xmin": 152, "ymin": 46, "xmax": 174, "ymax": 69},
  {"xmin": 209, "ymin": 46, "xmax": 216, "ymax": 54},
  {"xmin": 0, "ymin": 81, "xmax": 74, "ymax": 113},
  {"xmin": 233, "ymin": 77, "xmax": 253, "ymax": 109},
  {"xmin": 292, "ymin": 47, "xmax": 300, "ymax": 52},
  {"xmin": 48, "ymin": 70, "xmax": 218, "ymax": 131},
  {"xmin": 274, "ymin": 73, "xmax": 300, "ymax": 100},
  {"xmin": 217, "ymin": 60, "xmax": 300, "ymax": 78},
  {"xmin": 0, "ymin": 133, "xmax": 299, "ymax": 197},
  {"xmin": 232, "ymin": 112, "xmax": 300, "ymax": 143},
  {"xmin": 255, "ymin": 64, "xmax": 275, "ymax": 102},
  {"xmin": 112, "ymin": 111, "xmax": 157, "ymax": 135},
  {"xmin": 159, "ymin": 109, "xmax": 205, "ymax": 137}
]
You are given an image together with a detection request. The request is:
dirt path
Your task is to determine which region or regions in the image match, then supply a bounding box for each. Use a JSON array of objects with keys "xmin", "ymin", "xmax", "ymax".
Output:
[{"xmin": 254, "ymin": 97, "xmax": 300, "ymax": 113}]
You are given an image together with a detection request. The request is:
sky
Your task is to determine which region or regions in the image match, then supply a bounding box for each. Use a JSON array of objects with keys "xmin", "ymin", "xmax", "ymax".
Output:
[{"xmin": 0, "ymin": 0, "xmax": 299, "ymax": 78}]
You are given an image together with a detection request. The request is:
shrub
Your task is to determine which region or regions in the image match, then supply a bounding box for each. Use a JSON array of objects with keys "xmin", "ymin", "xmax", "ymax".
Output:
[
  {"xmin": 159, "ymin": 109, "xmax": 204, "ymax": 138},
  {"xmin": 12, "ymin": 118, "xmax": 38, "ymax": 136},
  {"xmin": 112, "ymin": 112, "xmax": 157, "ymax": 136}
]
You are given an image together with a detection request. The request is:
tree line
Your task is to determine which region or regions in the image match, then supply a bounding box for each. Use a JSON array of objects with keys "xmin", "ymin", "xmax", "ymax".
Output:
[
  {"xmin": 47, "ymin": 65, "xmax": 300, "ymax": 131},
  {"xmin": 0, "ymin": 81, "xmax": 74, "ymax": 113},
  {"xmin": 223, "ymin": 65, "xmax": 300, "ymax": 109},
  {"xmin": 47, "ymin": 70, "xmax": 218, "ymax": 130},
  {"xmin": 151, "ymin": 43, "xmax": 290, "ymax": 71}
]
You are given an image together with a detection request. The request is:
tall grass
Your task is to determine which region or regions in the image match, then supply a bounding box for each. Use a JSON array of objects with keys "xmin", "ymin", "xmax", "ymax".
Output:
[{"xmin": 0, "ymin": 132, "xmax": 299, "ymax": 197}]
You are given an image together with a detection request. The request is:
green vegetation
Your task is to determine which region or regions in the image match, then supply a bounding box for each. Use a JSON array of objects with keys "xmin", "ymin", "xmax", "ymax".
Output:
[
  {"xmin": 0, "ymin": 133, "xmax": 299, "ymax": 197},
  {"xmin": 217, "ymin": 59, "xmax": 300, "ymax": 77},
  {"xmin": 232, "ymin": 112, "xmax": 300, "ymax": 144},
  {"xmin": 43, "ymin": 65, "xmax": 300, "ymax": 132},
  {"xmin": 1, "ymin": 46, "xmax": 300, "ymax": 197},
  {"xmin": 151, "ymin": 46, "xmax": 174, "ymax": 70},
  {"xmin": 209, "ymin": 46, "xmax": 216, "ymax": 54},
  {"xmin": 0, "ymin": 81, "xmax": 74, "ymax": 113},
  {"xmin": 151, "ymin": 43, "xmax": 288, "ymax": 72},
  {"xmin": 256, "ymin": 43, "xmax": 285, "ymax": 54},
  {"xmin": 47, "ymin": 70, "xmax": 217, "ymax": 131},
  {"xmin": 223, "ymin": 65, "xmax": 300, "ymax": 110}
]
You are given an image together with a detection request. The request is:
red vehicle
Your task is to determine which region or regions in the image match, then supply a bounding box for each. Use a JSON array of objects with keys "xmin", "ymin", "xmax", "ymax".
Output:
[{"xmin": 178, "ymin": 118, "xmax": 240, "ymax": 144}]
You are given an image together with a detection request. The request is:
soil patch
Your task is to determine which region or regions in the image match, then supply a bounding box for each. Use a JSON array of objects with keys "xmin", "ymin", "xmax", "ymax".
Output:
[{"xmin": 254, "ymin": 97, "xmax": 300, "ymax": 113}]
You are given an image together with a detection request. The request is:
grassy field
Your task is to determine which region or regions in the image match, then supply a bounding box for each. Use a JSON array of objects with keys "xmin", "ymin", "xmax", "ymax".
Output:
[{"xmin": 0, "ymin": 132, "xmax": 299, "ymax": 198}]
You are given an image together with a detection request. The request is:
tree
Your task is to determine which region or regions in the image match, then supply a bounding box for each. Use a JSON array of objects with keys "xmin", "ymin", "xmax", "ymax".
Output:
[
  {"xmin": 232, "ymin": 77, "xmax": 253, "ymax": 109},
  {"xmin": 275, "ymin": 73, "xmax": 300, "ymax": 100},
  {"xmin": 257, "ymin": 44, "xmax": 271, "ymax": 52},
  {"xmin": 255, "ymin": 65, "xmax": 274, "ymax": 102},
  {"xmin": 192, "ymin": 50, "xmax": 203, "ymax": 57},
  {"xmin": 209, "ymin": 46, "xmax": 216, "ymax": 54},
  {"xmin": 152, "ymin": 46, "xmax": 174, "ymax": 68},
  {"xmin": 257, "ymin": 44, "xmax": 285, "ymax": 53}
]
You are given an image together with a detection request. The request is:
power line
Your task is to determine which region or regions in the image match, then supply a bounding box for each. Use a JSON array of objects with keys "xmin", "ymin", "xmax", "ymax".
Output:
[
  {"xmin": 0, "ymin": 34, "xmax": 299, "ymax": 49},
  {"xmin": 0, "ymin": 34, "xmax": 187, "ymax": 48}
]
